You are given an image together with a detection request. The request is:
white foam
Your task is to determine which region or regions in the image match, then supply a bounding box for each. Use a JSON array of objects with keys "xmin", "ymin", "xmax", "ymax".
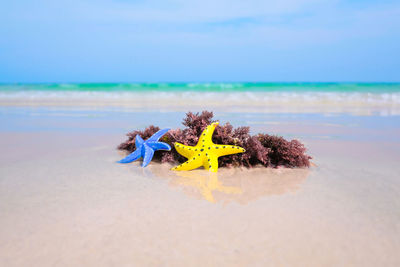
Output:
[{"xmin": 1, "ymin": 91, "xmax": 400, "ymax": 115}]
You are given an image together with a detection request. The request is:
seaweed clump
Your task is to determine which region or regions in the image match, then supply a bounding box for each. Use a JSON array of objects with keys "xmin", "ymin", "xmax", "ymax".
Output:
[{"xmin": 118, "ymin": 111, "xmax": 311, "ymax": 168}]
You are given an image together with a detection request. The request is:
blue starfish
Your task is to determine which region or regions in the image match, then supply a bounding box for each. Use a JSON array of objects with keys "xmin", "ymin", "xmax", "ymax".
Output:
[{"xmin": 118, "ymin": 128, "xmax": 171, "ymax": 167}]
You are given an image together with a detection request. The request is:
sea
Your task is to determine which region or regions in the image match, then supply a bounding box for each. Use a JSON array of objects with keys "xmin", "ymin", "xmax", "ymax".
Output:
[
  {"xmin": 1, "ymin": 83, "xmax": 400, "ymax": 115},
  {"xmin": 1, "ymin": 82, "xmax": 399, "ymax": 93}
]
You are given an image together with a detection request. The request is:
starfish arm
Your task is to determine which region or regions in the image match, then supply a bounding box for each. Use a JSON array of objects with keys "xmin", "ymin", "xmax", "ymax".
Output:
[
  {"xmin": 198, "ymin": 122, "xmax": 219, "ymax": 143},
  {"xmin": 172, "ymin": 156, "xmax": 204, "ymax": 171},
  {"xmin": 147, "ymin": 141, "xmax": 171, "ymax": 151},
  {"xmin": 174, "ymin": 142, "xmax": 196, "ymax": 158},
  {"xmin": 214, "ymin": 144, "xmax": 245, "ymax": 157},
  {"xmin": 142, "ymin": 144, "xmax": 155, "ymax": 167},
  {"xmin": 203, "ymin": 155, "xmax": 219, "ymax": 172},
  {"xmin": 118, "ymin": 148, "xmax": 142, "ymax": 163},
  {"xmin": 135, "ymin": 135, "xmax": 144, "ymax": 147},
  {"xmin": 147, "ymin": 128, "xmax": 170, "ymax": 142}
]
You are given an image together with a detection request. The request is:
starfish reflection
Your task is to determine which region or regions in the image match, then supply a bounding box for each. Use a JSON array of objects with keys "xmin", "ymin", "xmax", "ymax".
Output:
[
  {"xmin": 171, "ymin": 171, "xmax": 242, "ymax": 203},
  {"xmin": 145, "ymin": 164, "xmax": 310, "ymax": 204}
]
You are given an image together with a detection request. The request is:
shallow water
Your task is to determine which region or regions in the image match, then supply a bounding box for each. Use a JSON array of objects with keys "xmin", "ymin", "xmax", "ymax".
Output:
[{"xmin": 1, "ymin": 107, "xmax": 400, "ymax": 266}]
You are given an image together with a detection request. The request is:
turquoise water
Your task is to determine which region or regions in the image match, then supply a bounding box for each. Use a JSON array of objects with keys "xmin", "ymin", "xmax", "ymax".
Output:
[{"xmin": 1, "ymin": 83, "xmax": 400, "ymax": 93}]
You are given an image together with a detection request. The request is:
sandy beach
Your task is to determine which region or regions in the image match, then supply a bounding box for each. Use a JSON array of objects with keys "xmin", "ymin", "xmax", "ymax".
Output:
[
  {"xmin": 2, "ymin": 0, "xmax": 400, "ymax": 264},
  {"xmin": 1, "ymin": 105, "xmax": 400, "ymax": 266}
]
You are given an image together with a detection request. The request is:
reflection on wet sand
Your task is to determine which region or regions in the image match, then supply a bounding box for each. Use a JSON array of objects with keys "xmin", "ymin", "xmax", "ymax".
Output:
[
  {"xmin": 146, "ymin": 164, "xmax": 310, "ymax": 204},
  {"xmin": 170, "ymin": 171, "xmax": 242, "ymax": 203}
]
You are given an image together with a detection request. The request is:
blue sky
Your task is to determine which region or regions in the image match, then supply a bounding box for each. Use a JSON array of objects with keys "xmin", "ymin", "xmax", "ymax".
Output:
[{"xmin": 0, "ymin": 0, "xmax": 399, "ymax": 83}]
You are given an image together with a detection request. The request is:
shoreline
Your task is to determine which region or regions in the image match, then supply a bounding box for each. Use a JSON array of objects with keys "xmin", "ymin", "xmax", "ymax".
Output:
[{"xmin": 1, "ymin": 90, "xmax": 400, "ymax": 115}]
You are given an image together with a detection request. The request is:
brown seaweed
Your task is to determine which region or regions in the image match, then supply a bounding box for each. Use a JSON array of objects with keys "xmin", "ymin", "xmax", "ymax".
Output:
[{"xmin": 118, "ymin": 111, "xmax": 311, "ymax": 168}]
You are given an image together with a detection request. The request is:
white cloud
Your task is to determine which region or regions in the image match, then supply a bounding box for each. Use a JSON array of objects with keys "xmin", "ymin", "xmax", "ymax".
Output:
[{"xmin": 2, "ymin": 0, "xmax": 400, "ymax": 48}]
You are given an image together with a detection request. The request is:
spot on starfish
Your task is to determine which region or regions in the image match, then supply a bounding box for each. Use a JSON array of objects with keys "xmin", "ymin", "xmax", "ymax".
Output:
[{"xmin": 171, "ymin": 122, "xmax": 245, "ymax": 172}]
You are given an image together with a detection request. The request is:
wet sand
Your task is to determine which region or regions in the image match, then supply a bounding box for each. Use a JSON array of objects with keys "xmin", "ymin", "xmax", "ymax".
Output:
[{"xmin": 1, "ymin": 108, "xmax": 400, "ymax": 266}]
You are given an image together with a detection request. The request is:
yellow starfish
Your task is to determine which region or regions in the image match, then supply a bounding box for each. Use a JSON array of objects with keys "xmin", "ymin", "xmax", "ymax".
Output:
[{"xmin": 171, "ymin": 122, "xmax": 245, "ymax": 172}]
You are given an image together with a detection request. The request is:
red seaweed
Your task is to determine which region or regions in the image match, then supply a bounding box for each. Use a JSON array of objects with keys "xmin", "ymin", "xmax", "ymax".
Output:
[{"xmin": 118, "ymin": 111, "xmax": 311, "ymax": 168}]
